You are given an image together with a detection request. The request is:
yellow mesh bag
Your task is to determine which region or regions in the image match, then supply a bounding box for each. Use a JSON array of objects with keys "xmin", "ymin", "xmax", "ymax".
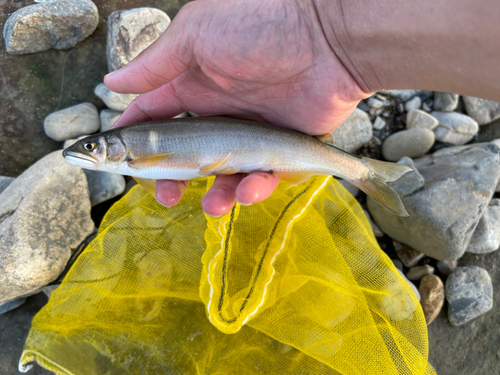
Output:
[{"xmin": 20, "ymin": 176, "xmax": 436, "ymax": 375}]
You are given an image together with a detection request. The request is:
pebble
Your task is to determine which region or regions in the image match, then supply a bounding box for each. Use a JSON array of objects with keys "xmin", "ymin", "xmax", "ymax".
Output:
[
  {"xmin": 100, "ymin": 109, "xmax": 122, "ymax": 132},
  {"xmin": 372, "ymin": 116, "xmax": 386, "ymax": 130},
  {"xmin": 95, "ymin": 83, "xmax": 138, "ymax": 112},
  {"xmin": 405, "ymin": 96, "xmax": 421, "ymax": 112},
  {"xmin": 384, "ymin": 90, "xmax": 420, "ymax": 102},
  {"xmin": 368, "ymin": 97, "xmax": 385, "ymax": 109},
  {"xmin": 363, "ymin": 209, "xmax": 383, "ymax": 237},
  {"xmin": 331, "ymin": 108, "xmax": 372, "ymax": 153},
  {"xmin": 419, "ymin": 274, "xmax": 444, "ymax": 325},
  {"xmin": 394, "ymin": 241, "xmax": 425, "ymax": 268},
  {"xmin": 406, "ymin": 265, "xmax": 434, "ymax": 281},
  {"xmin": 432, "ymin": 111, "xmax": 479, "ymax": 145},
  {"xmin": 0, "ymin": 151, "xmax": 94, "ymax": 303},
  {"xmin": 463, "ymin": 96, "xmax": 500, "ymax": 125},
  {"xmin": 0, "ymin": 176, "xmax": 15, "ymax": 194},
  {"xmin": 107, "ymin": 8, "xmax": 171, "ymax": 71},
  {"xmin": 422, "ymin": 101, "xmax": 432, "ymax": 112},
  {"xmin": 406, "ymin": 109, "xmax": 439, "ymax": 130},
  {"xmin": 382, "ymin": 128, "xmax": 435, "ymax": 161},
  {"xmin": 0, "ymin": 297, "xmax": 27, "ymax": 314},
  {"xmin": 3, "ymin": 0, "xmax": 99, "ymax": 54},
  {"xmin": 445, "ymin": 267, "xmax": 493, "ymax": 326},
  {"xmin": 433, "ymin": 93, "xmax": 459, "ymax": 112},
  {"xmin": 84, "ymin": 170, "xmax": 126, "ymax": 206},
  {"xmin": 436, "ymin": 260, "xmax": 457, "ymax": 276},
  {"xmin": 392, "ymin": 259, "xmax": 403, "ymax": 271},
  {"xmin": 466, "ymin": 199, "xmax": 500, "ymax": 254},
  {"xmin": 44, "ymin": 103, "xmax": 100, "ymax": 142}
]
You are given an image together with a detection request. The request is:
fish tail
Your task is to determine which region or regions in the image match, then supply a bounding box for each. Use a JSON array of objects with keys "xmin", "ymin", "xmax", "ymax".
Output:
[{"xmin": 349, "ymin": 158, "xmax": 411, "ymax": 217}]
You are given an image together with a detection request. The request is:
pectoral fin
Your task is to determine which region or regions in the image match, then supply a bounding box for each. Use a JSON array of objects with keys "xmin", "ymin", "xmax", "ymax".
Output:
[
  {"xmin": 315, "ymin": 133, "xmax": 335, "ymax": 145},
  {"xmin": 133, "ymin": 177, "xmax": 156, "ymax": 196},
  {"xmin": 128, "ymin": 152, "xmax": 173, "ymax": 169},
  {"xmin": 273, "ymin": 171, "xmax": 314, "ymax": 185},
  {"xmin": 200, "ymin": 153, "xmax": 231, "ymax": 173}
]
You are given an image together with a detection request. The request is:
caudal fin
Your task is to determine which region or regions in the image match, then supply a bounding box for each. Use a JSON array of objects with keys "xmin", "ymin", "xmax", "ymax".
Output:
[{"xmin": 349, "ymin": 158, "xmax": 411, "ymax": 217}]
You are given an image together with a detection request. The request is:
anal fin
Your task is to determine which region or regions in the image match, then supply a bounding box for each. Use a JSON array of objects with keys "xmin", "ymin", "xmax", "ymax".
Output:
[
  {"xmin": 134, "ymin": 177, "xmax": 156, "ymax": 197},
  {"xmin": 274, "ymin": 171, "xmax": 314, "ymax": 185}
]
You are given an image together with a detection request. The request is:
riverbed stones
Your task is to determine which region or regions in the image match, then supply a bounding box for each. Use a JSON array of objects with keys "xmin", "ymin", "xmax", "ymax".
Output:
[
  {"xmin": 3, "ymin": 0, "xmax": 99, "ymax": 55},
  {"xmin": 407, "ymin": 265, "xmax": 434, "ymax": 281},
  {"xmin": 106, "ymin": 8, "xmax": 171, "ymax": 72},
  {"xmin": 368, "ymin": 142, "xmax": 500, "ymax": 261},
  {"xmin": 0, "ymin": 151, "xmax": 94, "ymax": 303},
  {"xmin": 445, "ymin": 267, "xmax": 493, "ymax": 326},
  {"xmin": 44, "ymin": 103, "xmax": 100, "ymax": 141},
  {"xmin": 432, "ymin": 111, "xmax": 479, "ymax": 145},
  {"xmin": 95, "ymin": 83, "xmax": 138, "ymax": 112},
  {"xmin": 100, "ymin": 109, "xmax": 122, "ymax": 131},
  {"xmin": 406, "ymin": 110, "xmax": 438, "ymax": 130},
  {"xmin": 466, "ymin": 199, "xmax": 500, "ymax": 254},
  {"xmin": 331, "ymin": 108, "xmax": 372, "ymax": 153},
  {"xmin": 0, "ymin": 176, "xmax": 15, "ymax": 194},
  {"xmin": 405, "ymin": 96, "xmax": 421, "ymax": 112},
  {"xmin": 382, "ymin": 128, "xmax": 434, "ymax": 161},
  {"xmin": 436, "ymin": 260, "xmax": 457, "ymax": 276},
  {"xmin": 419, "ymin": 274, "xmax": 444, "ymax": 325},
  {"xmin": 433, "ymin": 93, "xmax": 459, "ymax": 112},
  {"xmin": 463, "ymin": 96, "xmax": 500, "ymax": 125},
  {"xmin": 0, "ymin": 297, "xmax": 27, "ymax": 315},
  {"xmin": 84, "ymin": 170, "xmax": 126, "ymax": 206},
  {"xmin": 394, "ymin": 241, "xmax": 425, "ymax": 268}
]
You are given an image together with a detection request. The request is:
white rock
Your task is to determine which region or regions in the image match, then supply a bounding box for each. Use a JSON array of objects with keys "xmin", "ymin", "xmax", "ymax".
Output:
[
  {"xmin": 384, "ymin": 90, "xmax": 419, "ymax": 101},
  {"xmin": 463, "ymin": 96, "xmax": 500, "ymax": 125},
  {"xmin": 433, "ymin": 92, "xmax": 459, "ymax": 112},
  {"xmin": 95, "ymin": 83, "xmax": 138, "ymax": 112},
  {"xmin": 406, "ymin": 110, "xmax": 438, "ymax": 130},
  {"xmin": 405, "ymin": 96, "xmax": 421, "ymax": 112},
  {"xmin": 382, "ymin": 128, "xmax": 435, "ymax": 161},
  {"xmin": 44, "ymin": 103, "xmax": 100, "ymax": 141},
  {"xmin": 466, "ymin": 199, "xmax": 500, "ymax": 254},
  {"xmin": 331, "ymin": 109, "xmax": 372, "ymax": 153},
  {"xmin": 100, "ymin": 109, "xmax": 122, "ymax": 132},
  {"xmin": 432, "ymin": 111, "xmax": 478, "ymax": 145},
  {"xmin": 373, "ymin": 116, "xmax": 386, "ymax": 130},
  {"xmin": 368, "ymin": 97, "xmax": 385, "ymax": 109}
]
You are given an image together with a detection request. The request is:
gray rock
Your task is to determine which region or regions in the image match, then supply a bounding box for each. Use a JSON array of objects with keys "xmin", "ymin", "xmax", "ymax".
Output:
[
  {"xmin": 466, "ymin": 199, "xmax": 500, "ymax": 254},
  {"xmin": 0, "ymin": 297, "xmax": 27, "ymax": 314},
  {"xmin": 368, "ymin": 143, "xmax": 500, "ymax": 261},
  {"xmin": 463, "ymin": 96, "xmax": 500, "ymax": 125},
  {"xmin": 44, "ymin": 103, "xmax": 100, "ymax": 141},
  {"xmin": 404, "ymin": 96, "xmax": 421, "ymax": 112},
  {"xmin": 445, "ymin": 266, "xmax": 493, "ymax": 326},
  {"xmin": 3, "ymin": 0, "xmax": 98, "ymax": 54},
  {"xmin": 41, "ymin": 284, "xmax": 60, "ymax": 299},
  {"xmin": 95, "ymin": 83, "xmax": 138, "ymax": 112},
  {"xmin": 367, "ymin": 97, "xmax": 384, "ymax": 109},
  {"xmin": 331, "ymin": 108, "xmax": 372, "ymax": 153},
  {"xmin": 84, "ymin": 170, "xmax": 126, "ymax": 206},
  {"xmin": 107, "ymin": 8, "xmax": 171, "ymax": 71},
  {"xmin": 0, "ymin": 151, "xmax": 94, "ymax": 303},
  {"xmin": 382, "ymin": 128, "xmax": 434, "ymax": 161},
  {"xmin": 373, "ymin": 116, "xmax": 386, "ymax": 130},
  {"xmin": 100, "ymin": 109, "xmax": 122, "ymax": 132},
  {"xmin": 433, "ymin": 92, "xmax": 459, "ymax": 112},
  {"xmin": 383, "ymin": 90, "xmax": 420, "ymax": 101},
  {"xmin": 406, "ymin": 265, "xmax": 434, "ymax": 281},
  {"xmin": 0, "ymin": 176, "xmax": 15, "ymax": 194},
  {"xmin": 394, "ymin": 241, "xmax": 425, "ymax": 268},
  {"xmin": 392, "ymin": 259, "xmax": 403, "ymax": 271},
  {"xmin": 419, "ymin": 274, "xmax": 444, "ymax": 325},
  {"xmin": 432, "ymin": 111, "xmax": 479, "ymax": 145},
  {"xmin": 436, "ymin": 260, "xmax": 457, "ymax": 276},
  {"xmin": 406, "ymin": 109, "xmax": 438, "ymax": 130}
]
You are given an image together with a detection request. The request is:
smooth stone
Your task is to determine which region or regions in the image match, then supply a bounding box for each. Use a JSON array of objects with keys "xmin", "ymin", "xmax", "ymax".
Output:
[
  {"xmin": 100, "ymin": 109, "xmax": 122, "ymax": 132},
  {"xmin": 433, "ymin": 93, "xmax": 459, "ymax": 112},
  {"xmin": 0, "ymin": 297, "xmax": 27, "ymax": 315},
  {"xmin": 466, "ymin": 199, "xmax": 500, "ymax": 254},
  {"xmin": 463, "ymin": 96, "xmax": 500, "ymax": 125},
  {"xmin": 406, "ymin": 110, "xmax": 439, "ymax": 130},
  {"xmin": 0, "ymin": 151, "xmax": 94, "ymax": 303},
  {"xmin": 394, "ymin": 241, "xmax": 425, "ymax": 268},
  {"xmin": 0, "ymin": 176, "xmax": 15, "ymax": 194},
  {"xmin": 436, "ymin": 260, "xmax": 457, "ymax": 276},
  {"xmin": 404, "ymin": 96, "xmax": 421, "ymax": 112},
  {"xmin": 392, "ymin": 259, "xmax": 403, "ymax": 271},
  {"xmin": 419, "ymin": 274, "xmax": 444, "ymax": 325},
  {"xmin": 3, "ymin": 0, "xmax": 98, "ymax": 54},
  {"xmin": 406, "ymin": 265, "xmax": 434, "ymax": 281},
  {"xmin": 107, "ymin": 8, "xmax": 171, "ymax": 71},
  {"xmin": 432, "ymin": 111, "xmax": 479, "ymax": 145},
  {"xmin": 367, "ymin": 97, "xmax": 384, "ymax": 109},
  {"xmin": 363, "ymin": 209, "xmax": 383, "ymax": 237},
  {"xmin": 338, "ymin": 179, "xmax": 359, "ymax": 198},
  {"xmin": 445, "ymin": 267, "xmax": 493, "ymax": 326},
  {"xmin": 369, "ymin": 143, "xmax": 500, "ymax": 261},
  {"xmin": 373, "ymin": 116, "xmax": 386, "ymax": 130},
  {"xmin": 95, "ymin": 83, "xmax": 138, "ymax": 112},
  {"xmin": 84, "ymin": 170, "xmax": 126, "ymax": 206},
  {"xmin": 331, "ymin": 108, "xmax": 372, "ymax": 153},
  {"xmin": 44, "ymin": 103, "xmax": 100, "ymax": 141},
  {"xmin": 382, "ymin": 128, "xmax": 435, "ymax": 161}
]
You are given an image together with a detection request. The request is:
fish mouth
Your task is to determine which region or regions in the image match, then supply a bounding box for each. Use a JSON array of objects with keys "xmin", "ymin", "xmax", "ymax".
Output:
[{"xmin": 63, "ymin": 150, "xmax": 97, "ymax": 168}]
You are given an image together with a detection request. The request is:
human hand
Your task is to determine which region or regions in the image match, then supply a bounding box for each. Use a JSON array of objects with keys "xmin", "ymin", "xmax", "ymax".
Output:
[{"xmin": 104, "ymin": 0, "xmax": 369, "ymax": 216}]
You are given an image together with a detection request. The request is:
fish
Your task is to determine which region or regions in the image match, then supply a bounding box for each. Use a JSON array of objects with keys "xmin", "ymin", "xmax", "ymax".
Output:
[{"xmin": 63, "ymin": 116, "xmax": 411, "ymax": 216}]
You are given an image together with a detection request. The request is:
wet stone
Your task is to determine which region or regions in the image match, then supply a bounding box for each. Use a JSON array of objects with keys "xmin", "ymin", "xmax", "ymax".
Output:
[
  {"xmin": 100, "ymin": 109, "xmax": 122, "ymax": 132},
  {"xmin": 445, "ymin": 266, "xmax": 493, "ymax": 326},
  {"xmin": 419, "ymin": 274, "xmax": 444, "ymax": 325},
  {"xmin": 382, "ymin": 128, "xmax": 434, "ymax": 161},
  {"xmin": 44, "ymin": 103, "xmax": 100, "ymax": 141},
  {"xmin": 433, "ymin": 93, "xmax": 459, "ymax": 112},
  {"xmin": 84, "ymin": 170, "xmax": 126, "ymax": 206},
  {"xmin": 0, "ymin": 297, "xmax": 27, "ymax": 315},
  {"xmin": 331, "ymin": 108, "xmax": 372, "ymax": 153},
  {"xmin": 0, "ymin": 176, "xmax": 15, "ymax": 194},
  {"xmin": 394, "ymin": 241, "xmax": 425, "ymax": 268},
  {"xmin": 432, "ymin": 111, "xmax": 479, "ymax": 145},
  {"xmin": 406, "ymin": 265, "xmax": 434, "ymax": 281},
  {"xmin": 463, "ymin": 96, "xmax": 500, "ymax": 125},
  {"xmin": 406, "ymin": 109, "xmax": 438, "ymax": 130},
  {"xmin": 466, "ymin": 199, "xmax": 500, "ymax": 254},
  {"xmin": 95, "ymin": 83, "xmax": 138, "ymax": 112}
]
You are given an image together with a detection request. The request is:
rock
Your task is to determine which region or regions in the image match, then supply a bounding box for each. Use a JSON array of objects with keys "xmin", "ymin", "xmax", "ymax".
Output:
[
  {"xmin": 84, "ymin": 170, "xmax": 126, "ymax": 206},
  {"xmin": 0, "ymin": 151, "xmax": 94, "ymax": 303},
  {"xmin": 107, "ymin": 8, "xmax": 171, "ymax": 71},
  {"xmin": 0, "ymin": 176, "xmax": 15, "ymax": 194},
  {"xmin": 405, "ymin": 96, "xmax": 421, "ymax": 112},
  {"xmin": 394, "ymin": 241, "xmax": 425, "ymax": 268},
  {"xmin": 406, "ymin": 265, "xmax": 434, "ymax": 281},
  {"xmin": 445, "ymin": 267, "xmax": 493, "ymax": 326},
  {"xmin": 397, "ymin": 269, "xmax": 420, "ymax": 301},
  {"xmin": 406, "ymin": 109, "xmax": 438, "ymax": 130},
  {"xmin": 432, "ymin": 111, "xmax": 478, "ymax": 145},
  {"xmin": 463, "ymin": 96, "xmax": 500, "ymax": 125},
  {"xmin": 0, "ymin": 297, "xmax": 27, "ymax": 315},
  {"xmin": 419, "ymin": 274, "xmax": 444, "ymax": 325},
  {"xmin": 3, "ymin": 0, "xmax": 98, "ymax": 55},
  {"xmin": 422, "ymin": 101, "xmax": 432, "ymax": 112},
  {"xmin": 382, "ymin": 128, "xmax": 435, "ymax": 161},
  {"xmin": 436, "ymin": 260, "xmax": 457, "ymax": 276},
  {"xmin": 331, "ymin": 108, "xmax": 372, "ymax": 153},
  {"xmin": 466, "ymin": 199, "xmax": 500, "ymax": 254},
  {"xmin": 44, "ymin": 103, "xmax": 100, "ymax": 142},
  {"xmin": 368, "ymin": 143, "xmax": 500, "ymax": 261},
  {"xmin": 338, "ymin": 179, "xmax": 359, "ymax": 198},
  {"xmin": 367, "ymin": 97, "xmax": 385, "ymax": 109},
  {"xmin": 363, "ymin": 209, "xmax": 383, "ymax": 237},
  {"xmin": 95, "ymin": 83, "xmax": 138, "ymax": 112},
  {"xmin": 373, "ymin": 116, "xmax": 386, "ymax": 130},
  {"xmin": 384, "ymin": 90, "xmax": 420, "ymax": 101},
  {"xmin": 433, "ymin": 93, "xmax": 459, "ymax": 112},
  {"xmin": 100, "ymin": 109, "xmax": 122, "ymax": 132},
  {"xmin": 392, "ymin": 259, "xmax": 403, "ymax": 271}
]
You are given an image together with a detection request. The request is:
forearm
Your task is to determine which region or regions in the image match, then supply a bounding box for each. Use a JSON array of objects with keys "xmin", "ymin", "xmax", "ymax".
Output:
[{"xmin": 315, "ymin": 0, "xmax": 500, "ymax": 100}]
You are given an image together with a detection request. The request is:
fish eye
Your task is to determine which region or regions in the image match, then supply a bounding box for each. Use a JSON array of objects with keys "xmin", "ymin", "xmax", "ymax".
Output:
[{"xmin": 84, "ymin": 142, "xmax": 95, "ymax": 151}]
